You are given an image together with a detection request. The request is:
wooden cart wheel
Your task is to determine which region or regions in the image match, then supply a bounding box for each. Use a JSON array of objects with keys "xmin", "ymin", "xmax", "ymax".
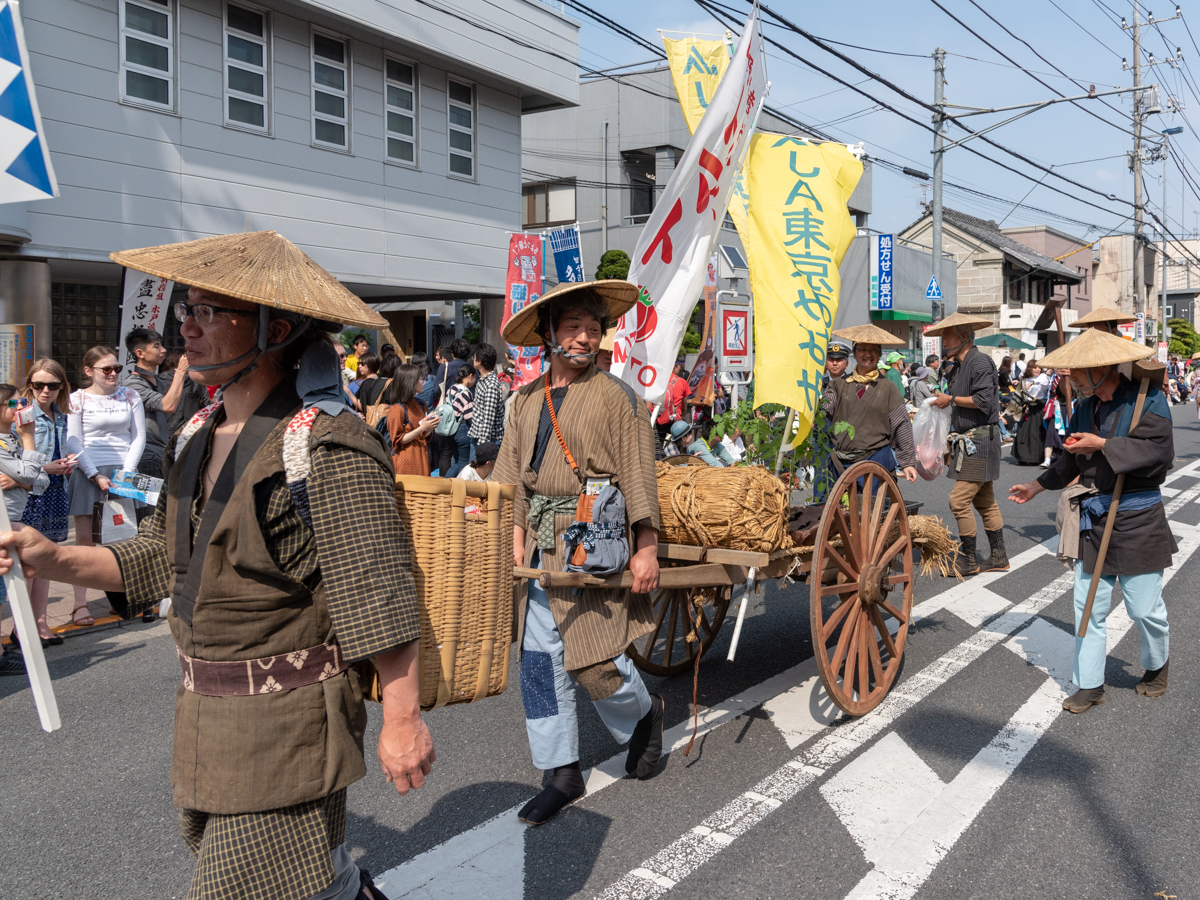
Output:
[
  {"xmin": 627, "ymin": 584, "xmax": 732, "ymax": 676},
  {"xmin": 810, "ymin": 460, "xmax": 914, "ymax": 716}
]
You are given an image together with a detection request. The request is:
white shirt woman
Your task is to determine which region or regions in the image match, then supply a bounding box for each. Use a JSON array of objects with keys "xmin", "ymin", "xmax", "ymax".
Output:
[{"xmin": 63, "ymin": 347, "xmax": 144, "ymax": 626}]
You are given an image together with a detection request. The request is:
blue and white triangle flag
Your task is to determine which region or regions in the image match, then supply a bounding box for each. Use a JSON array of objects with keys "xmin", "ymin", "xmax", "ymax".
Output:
[{"xmin": 0, "ymin": 1, "xmax": 58, "ymax": 204}]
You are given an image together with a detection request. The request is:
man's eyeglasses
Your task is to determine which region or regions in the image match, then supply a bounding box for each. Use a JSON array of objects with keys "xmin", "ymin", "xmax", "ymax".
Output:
[
  {"xmin": 173, "ymin": 300, "xmax": 245, "ymax": 325},
  {"xmin": 91, "ymin": 365, "xmax": 123, "ymax": 376},
  {"xmin": 30, "ymin": 381, "xmax": 62, "ymax": 392}
]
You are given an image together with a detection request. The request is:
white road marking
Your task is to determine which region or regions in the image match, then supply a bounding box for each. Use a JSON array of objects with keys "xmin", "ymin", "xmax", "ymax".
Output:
[
  {"xmin": 761, "ymin": 662, "xmax": 840, "ymax": 750},
  {"xmin": 841, "ymin": 677, "xmax": 1067, "ymax": 900},
  {"xmin": 820, "ymin": 732, "xmax": 945, "ymax": 865},
  {"xmin": 375, "ymin": 811, "xmax": 525, "ymax": 900}
]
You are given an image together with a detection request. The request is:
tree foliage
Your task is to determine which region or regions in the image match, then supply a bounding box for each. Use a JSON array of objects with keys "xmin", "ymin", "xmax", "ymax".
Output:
[
  {"xmin": 595, "ymin": 249, "xmax": 631, "ymax": 280},
  {"xmin": 1167, "ymin": 317, "xmax": 1198, "ymax": 358}
]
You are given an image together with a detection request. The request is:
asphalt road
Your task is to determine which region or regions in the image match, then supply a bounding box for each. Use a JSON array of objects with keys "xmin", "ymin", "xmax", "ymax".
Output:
[{"xmin": 3, "ymin": 406, "xmax": 1200, "ymax": 900}]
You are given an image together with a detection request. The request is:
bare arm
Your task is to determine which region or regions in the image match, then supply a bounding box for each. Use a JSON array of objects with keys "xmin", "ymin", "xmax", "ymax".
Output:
[
  {"xmin": 161, "ymin": 357, "xmax": 190, "ymax": 414},
  {"xmin": 374, "ymin": 640, "xmax": 435, "ymax": 794},
  {"xmin": 0, "ymin": 529, "xmax": 125, "ymax": 591}
]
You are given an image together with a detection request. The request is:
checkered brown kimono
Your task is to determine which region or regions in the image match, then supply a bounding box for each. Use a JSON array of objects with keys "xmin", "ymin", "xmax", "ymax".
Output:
[
  {"xmin": 109, "ymin": 396, "xmax": 419, "ymax": 900},
  {"xmin": 493, "ymin": 364, "xmax": 660, "ymax": 671}
]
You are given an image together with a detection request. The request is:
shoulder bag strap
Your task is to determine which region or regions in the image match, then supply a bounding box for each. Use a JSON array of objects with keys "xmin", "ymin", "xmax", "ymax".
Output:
[{"xmin": 543, "ymin": 373, "xmax": 584, "ymax": 486}]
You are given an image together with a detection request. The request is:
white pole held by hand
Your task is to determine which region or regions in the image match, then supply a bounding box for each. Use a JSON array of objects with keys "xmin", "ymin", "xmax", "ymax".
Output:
[{"xmin": 0, "ymin": 494, "xmax": 61, "ymax": 732}]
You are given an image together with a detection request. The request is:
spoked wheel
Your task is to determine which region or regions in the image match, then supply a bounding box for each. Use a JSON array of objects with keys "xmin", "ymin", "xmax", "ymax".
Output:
[
  {"xmin": 627, "ymin": 584, "xmax": 732, "ymax": 676},
  {"xmin": 810, "ymin": 460, "xmax": 914, "ymax": 716}
]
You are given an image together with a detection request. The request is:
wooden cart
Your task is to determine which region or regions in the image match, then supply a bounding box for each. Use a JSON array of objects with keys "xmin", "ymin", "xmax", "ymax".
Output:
[{"xmin": 517, "ymin": 458, "xmax": 915, "ymax": 717}]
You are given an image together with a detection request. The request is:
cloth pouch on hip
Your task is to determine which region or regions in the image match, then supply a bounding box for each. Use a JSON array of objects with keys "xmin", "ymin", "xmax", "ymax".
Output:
[{"xmin": 561, "ymin": 485, "xmax": 629, "ymax": 576}]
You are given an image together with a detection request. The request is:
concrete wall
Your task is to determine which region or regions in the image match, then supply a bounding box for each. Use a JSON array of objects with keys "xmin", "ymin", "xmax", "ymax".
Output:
[
  {"xmin": 14, "ymin": 0, "xmax": 575, "ymax": 299},
  {"xmin": 903, "ymin": 219, "xmax": 1004, "ymax": 321}
]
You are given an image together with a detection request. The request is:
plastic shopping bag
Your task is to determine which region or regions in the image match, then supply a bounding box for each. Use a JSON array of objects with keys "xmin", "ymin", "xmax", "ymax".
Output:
[{"xmin": 912, "ymin": 398, "xmax": 951, "ymax": 481}]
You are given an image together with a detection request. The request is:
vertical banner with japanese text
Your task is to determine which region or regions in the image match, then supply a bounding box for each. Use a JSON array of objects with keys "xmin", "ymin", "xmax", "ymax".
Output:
[
  {"xmin": 546, "ymin": 224, "xmax": 584, "ymax": 284},
  {"xmin": 687, "ymin": 253, "xmax": 719, "ymax": 406},
  {"xmin": 745, "ymin": 137, "xmax": 863, "ymax": 444},
  {"xmin": 118, "ymin": 269, "xmax": 173, "ymax": 367},
  {"xmin": 663, "ymin": 33, "xmax": 752, "ymax": 252},
  {"xmin": 614, "ymin": 12, "xmax": 765, "ymax": 403},
  {"xmin": 502, "ymin": 233, "xmax": 545, "ymax": 389}
]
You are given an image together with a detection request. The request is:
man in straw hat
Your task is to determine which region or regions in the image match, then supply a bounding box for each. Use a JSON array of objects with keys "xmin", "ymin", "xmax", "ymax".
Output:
[
  {"xmin": 817, "ymin": 324, "xmax": 918, "ymax": 501},
  {"xmin": 493, "ymin": 279, "xmax": 665, "ymax": 825},
  {"xmin": 1009, "ymin": 328, "xmax": 1173, "ymax": 713},
  {"xmin": 925, "ymin": 311, "xmax": 1009, "ymax": 576},
  {"xmin": 0, "ymin": 232, "xmax": 430, "ymax": 900}
]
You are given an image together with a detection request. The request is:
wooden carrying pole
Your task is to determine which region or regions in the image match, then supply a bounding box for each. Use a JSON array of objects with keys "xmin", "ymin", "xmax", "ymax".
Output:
[
  {"xmin": 0, "ymin": 495, "xmax": 60, "ymax": 732},
  {"xmin": 1078, "ymin": 376, "xmax": 1150, "ymax": 639}
]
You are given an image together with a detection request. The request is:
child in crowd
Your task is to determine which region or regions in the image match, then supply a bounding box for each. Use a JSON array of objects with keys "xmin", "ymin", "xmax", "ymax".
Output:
[
  {"xmin": 458, "ymin": 441, "xmax": 498, "ymax": 482},
  {"xmin": 0, "ymin": 384, "xmax": 49, "ymax": 676}
]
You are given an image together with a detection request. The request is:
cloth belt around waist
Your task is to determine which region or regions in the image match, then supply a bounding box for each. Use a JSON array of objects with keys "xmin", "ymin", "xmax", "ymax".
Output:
[
  {"xmin": 178, "ymin": 642, "xmax": 350, "ymax": 696},
  {"xmin": 527, "ymin": 494, "xmax": 578, "ymax": 550},
  {"xmin": 1078, "ymin": 489, "xmax": 1163, "ymax": 531}
]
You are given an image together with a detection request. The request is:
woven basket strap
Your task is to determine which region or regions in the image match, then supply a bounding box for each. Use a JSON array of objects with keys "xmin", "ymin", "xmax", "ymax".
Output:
[{"xmin": 543, "ymin": 373, "xmax": 583, "ymax": 485}]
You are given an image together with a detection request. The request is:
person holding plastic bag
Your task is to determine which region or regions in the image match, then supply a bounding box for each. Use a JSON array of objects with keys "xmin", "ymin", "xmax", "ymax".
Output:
[
  {"xmin": 911, "ymin": 396, "xmax": 951, "ymax": 480},
  {"xmin": 816, "ymin": 324, "xmax": 917, "ymax": 502},
  {"xmin": 64, "ymin": 346, "xmax": 145, "ymax": 626}
]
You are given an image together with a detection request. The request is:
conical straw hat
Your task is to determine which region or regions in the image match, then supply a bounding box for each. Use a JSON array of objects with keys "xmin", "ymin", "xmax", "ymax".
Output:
[
  {"xmin": 921, "ymin": 310, "xmax": 994, "ymax": 337},
  {"xmin": 502, "ymin": 279, "xmax": 640, "ymax": 347},
  {"xmin": 599, "ymin": 329, "xmax": 616, "ymax": 352},
  {"xmin": 1037, "ymin": 326, "xmax": 1154, "ymax": 370},
  {"xmin": 1192, "ymin": 350, "xmax": 1200, "ymax": 361},
  {"xmin": 831, "ymin": 323, "xmax": 905, "ymax": 346},
  {"xmin": 1072, "ymin": 305, "xmax": 1137, "ymax": 328},
  {"xmin": 110, "ymin": 231, "xmax": 387, "ymax": 329}
]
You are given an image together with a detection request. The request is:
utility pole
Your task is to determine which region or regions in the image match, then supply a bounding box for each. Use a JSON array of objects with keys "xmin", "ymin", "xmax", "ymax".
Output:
[
  {"xmin": 931, "ymin": 48, "xmax": 946, "ymax": 323},
  {"xmin": 1123, "ymin": 5, "xmax": 1180, "ymax": 339}
]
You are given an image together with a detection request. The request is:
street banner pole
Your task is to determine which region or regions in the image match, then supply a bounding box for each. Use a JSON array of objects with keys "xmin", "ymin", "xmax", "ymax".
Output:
[{"xmin": 0, "ymin": 493, "xmax": 60, "ymax": 731}]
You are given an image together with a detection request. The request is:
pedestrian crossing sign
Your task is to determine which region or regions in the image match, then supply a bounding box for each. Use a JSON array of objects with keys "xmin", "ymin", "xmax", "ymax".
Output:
[{"xmin": 926, "ymin": 276, "xmax": 942, "ymax": 301}]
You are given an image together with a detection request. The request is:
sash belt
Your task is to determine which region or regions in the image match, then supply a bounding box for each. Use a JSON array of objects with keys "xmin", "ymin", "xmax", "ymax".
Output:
[{"xmin": 178, "ymin": 642, "xmax": 349, "ymax": 696}]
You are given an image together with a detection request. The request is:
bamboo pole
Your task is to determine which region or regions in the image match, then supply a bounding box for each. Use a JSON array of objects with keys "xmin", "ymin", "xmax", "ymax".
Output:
[{"xmin": 1078, "ymin": 376, "xmax": 1150, "ymax": 638}]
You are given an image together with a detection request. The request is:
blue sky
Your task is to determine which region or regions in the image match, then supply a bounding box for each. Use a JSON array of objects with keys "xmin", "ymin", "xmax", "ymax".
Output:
[{"xmin": 561, "ymin": 0, "xmax": 1200, "ymax": 242}]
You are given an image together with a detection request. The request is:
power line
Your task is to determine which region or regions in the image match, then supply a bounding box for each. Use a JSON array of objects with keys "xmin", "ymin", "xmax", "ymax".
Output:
[
  {"xmin": 696, "ymin": 0, "xmax": 1134, "ymax": 218},
  {"xmin": 1045, "ymin": 0, "xmax": 1124, "ymax": 59},
  {"xmin": 931, "ymin": 0, "xmax": 1137, "ymax": 136}
]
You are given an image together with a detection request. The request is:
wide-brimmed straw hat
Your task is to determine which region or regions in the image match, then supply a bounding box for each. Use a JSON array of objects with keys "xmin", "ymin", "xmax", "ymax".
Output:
[
  {"xmin": 921, "ymin": 311, "xmax": 994, "ymax": 337},
  {"xmin": 1072, "ymin": 305, "xmax": 1137, "ymax": 328},
  {"xmin": 1037, "ymin": 327, "xmax": 1154, "ymax": 370},
  {"xmin": 599, "ymin": 329, "xmax": 616, "ymax": 353},
  {"xmin": 109, "ymin": 231, "xmax": 386, "ymax": 329},
  {"xmin": 502, "ymin": 279, "xmax": 640, "ymax": 348},
  {"xmin": 831, "ymin": 323, "xmax": 905, "ymax": 347}
]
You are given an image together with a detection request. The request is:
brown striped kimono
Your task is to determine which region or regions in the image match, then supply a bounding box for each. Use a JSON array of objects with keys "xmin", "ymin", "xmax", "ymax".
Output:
[{"xmin": 493, "ymin": 364, "xmax": 660, "ymax": 671}]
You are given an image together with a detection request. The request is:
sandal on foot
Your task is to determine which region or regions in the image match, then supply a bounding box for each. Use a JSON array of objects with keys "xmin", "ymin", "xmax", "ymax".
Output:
[
  {"xmin": 518, "ymin": 763, "xmax": 585, "ymax": 826},
  {"xmin": 72, "ymin": 608, "xmax": 95, "ymax": 627},
  {"xmin": 1063, "ymin": 686, "xmax": 1105, "ymax": 714},
  {"xmin": 1137, "ymin": 660, "xmax": 1169, "ymax": 697}
]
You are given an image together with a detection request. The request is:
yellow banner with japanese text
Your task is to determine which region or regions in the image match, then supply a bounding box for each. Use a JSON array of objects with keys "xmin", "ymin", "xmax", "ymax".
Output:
[
  {"xmin": 663, "ymin": 36, "xmax": 730, "ymax": 133},
  {"xmin": 746, "ymin": 136, "xmax": 863, "ymax": 445}
]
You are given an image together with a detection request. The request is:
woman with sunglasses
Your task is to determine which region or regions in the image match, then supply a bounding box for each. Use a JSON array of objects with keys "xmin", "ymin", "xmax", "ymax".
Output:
[
  {"xmin": 64, "ymin": 346, "xmax": 145, "ymax": 626},
  {"xmin": 17, "ymin": 359, "xmax": 75, "ymax": 644}
]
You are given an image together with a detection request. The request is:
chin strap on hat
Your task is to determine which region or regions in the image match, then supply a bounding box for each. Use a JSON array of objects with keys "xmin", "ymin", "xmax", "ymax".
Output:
[
  {"xmin": 189, "ymin": 306, "xmax": 315, "ymax": 394},
  {"xmin": 547, "ymin": 313, "xmax": 598, "ymax": 365}
]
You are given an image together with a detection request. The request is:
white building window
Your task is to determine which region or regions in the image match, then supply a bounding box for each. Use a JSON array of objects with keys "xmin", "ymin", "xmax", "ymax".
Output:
[
  {"xmin": 385, "ymin": 57, "xmax": 417, "ymax": 165},
  {"xmin": 447, "ymin": 79, "xmax": 474, "ymax": 178},
  {"xmin": 311, "ymin": 30, "xmax": 349, "ymax": 150},
  {"xmin": 522, "ymin": 181, "xmax": 576, "ymax": 228},
  {"xmin": 120, "ymin": 0, "xmax": 175, "ymax": 110},
  {"xmin": 224, "ymin": 3, "xmax": 269, "ymax": 131}
]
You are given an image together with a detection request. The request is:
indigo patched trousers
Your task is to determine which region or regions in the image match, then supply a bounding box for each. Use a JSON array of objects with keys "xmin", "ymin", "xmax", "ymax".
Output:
[
  {"xmin": 520, "ymin": 554, "xmax": 652, "ymax": 770},
  {"xmin": 1072, "ymin": 561, "xmax": 1169, "ymax": 690}
]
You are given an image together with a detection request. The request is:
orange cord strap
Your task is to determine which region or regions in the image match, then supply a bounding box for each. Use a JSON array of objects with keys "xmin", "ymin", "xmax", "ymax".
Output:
[{"xmin": 544, "ymin": 373, "xmax": 583, "ymax": 484}]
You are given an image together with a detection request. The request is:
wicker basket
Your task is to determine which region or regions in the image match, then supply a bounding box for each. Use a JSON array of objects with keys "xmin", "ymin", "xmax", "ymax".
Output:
[{"xmin": 394, "ymin": 476, "xmax": 515, "ymax": 710}]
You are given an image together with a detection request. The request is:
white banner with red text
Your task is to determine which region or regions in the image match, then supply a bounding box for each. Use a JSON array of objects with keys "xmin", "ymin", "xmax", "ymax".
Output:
[{"xmin": 611, "ymin": 12, "xmax": 766, "ymax": 403}]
